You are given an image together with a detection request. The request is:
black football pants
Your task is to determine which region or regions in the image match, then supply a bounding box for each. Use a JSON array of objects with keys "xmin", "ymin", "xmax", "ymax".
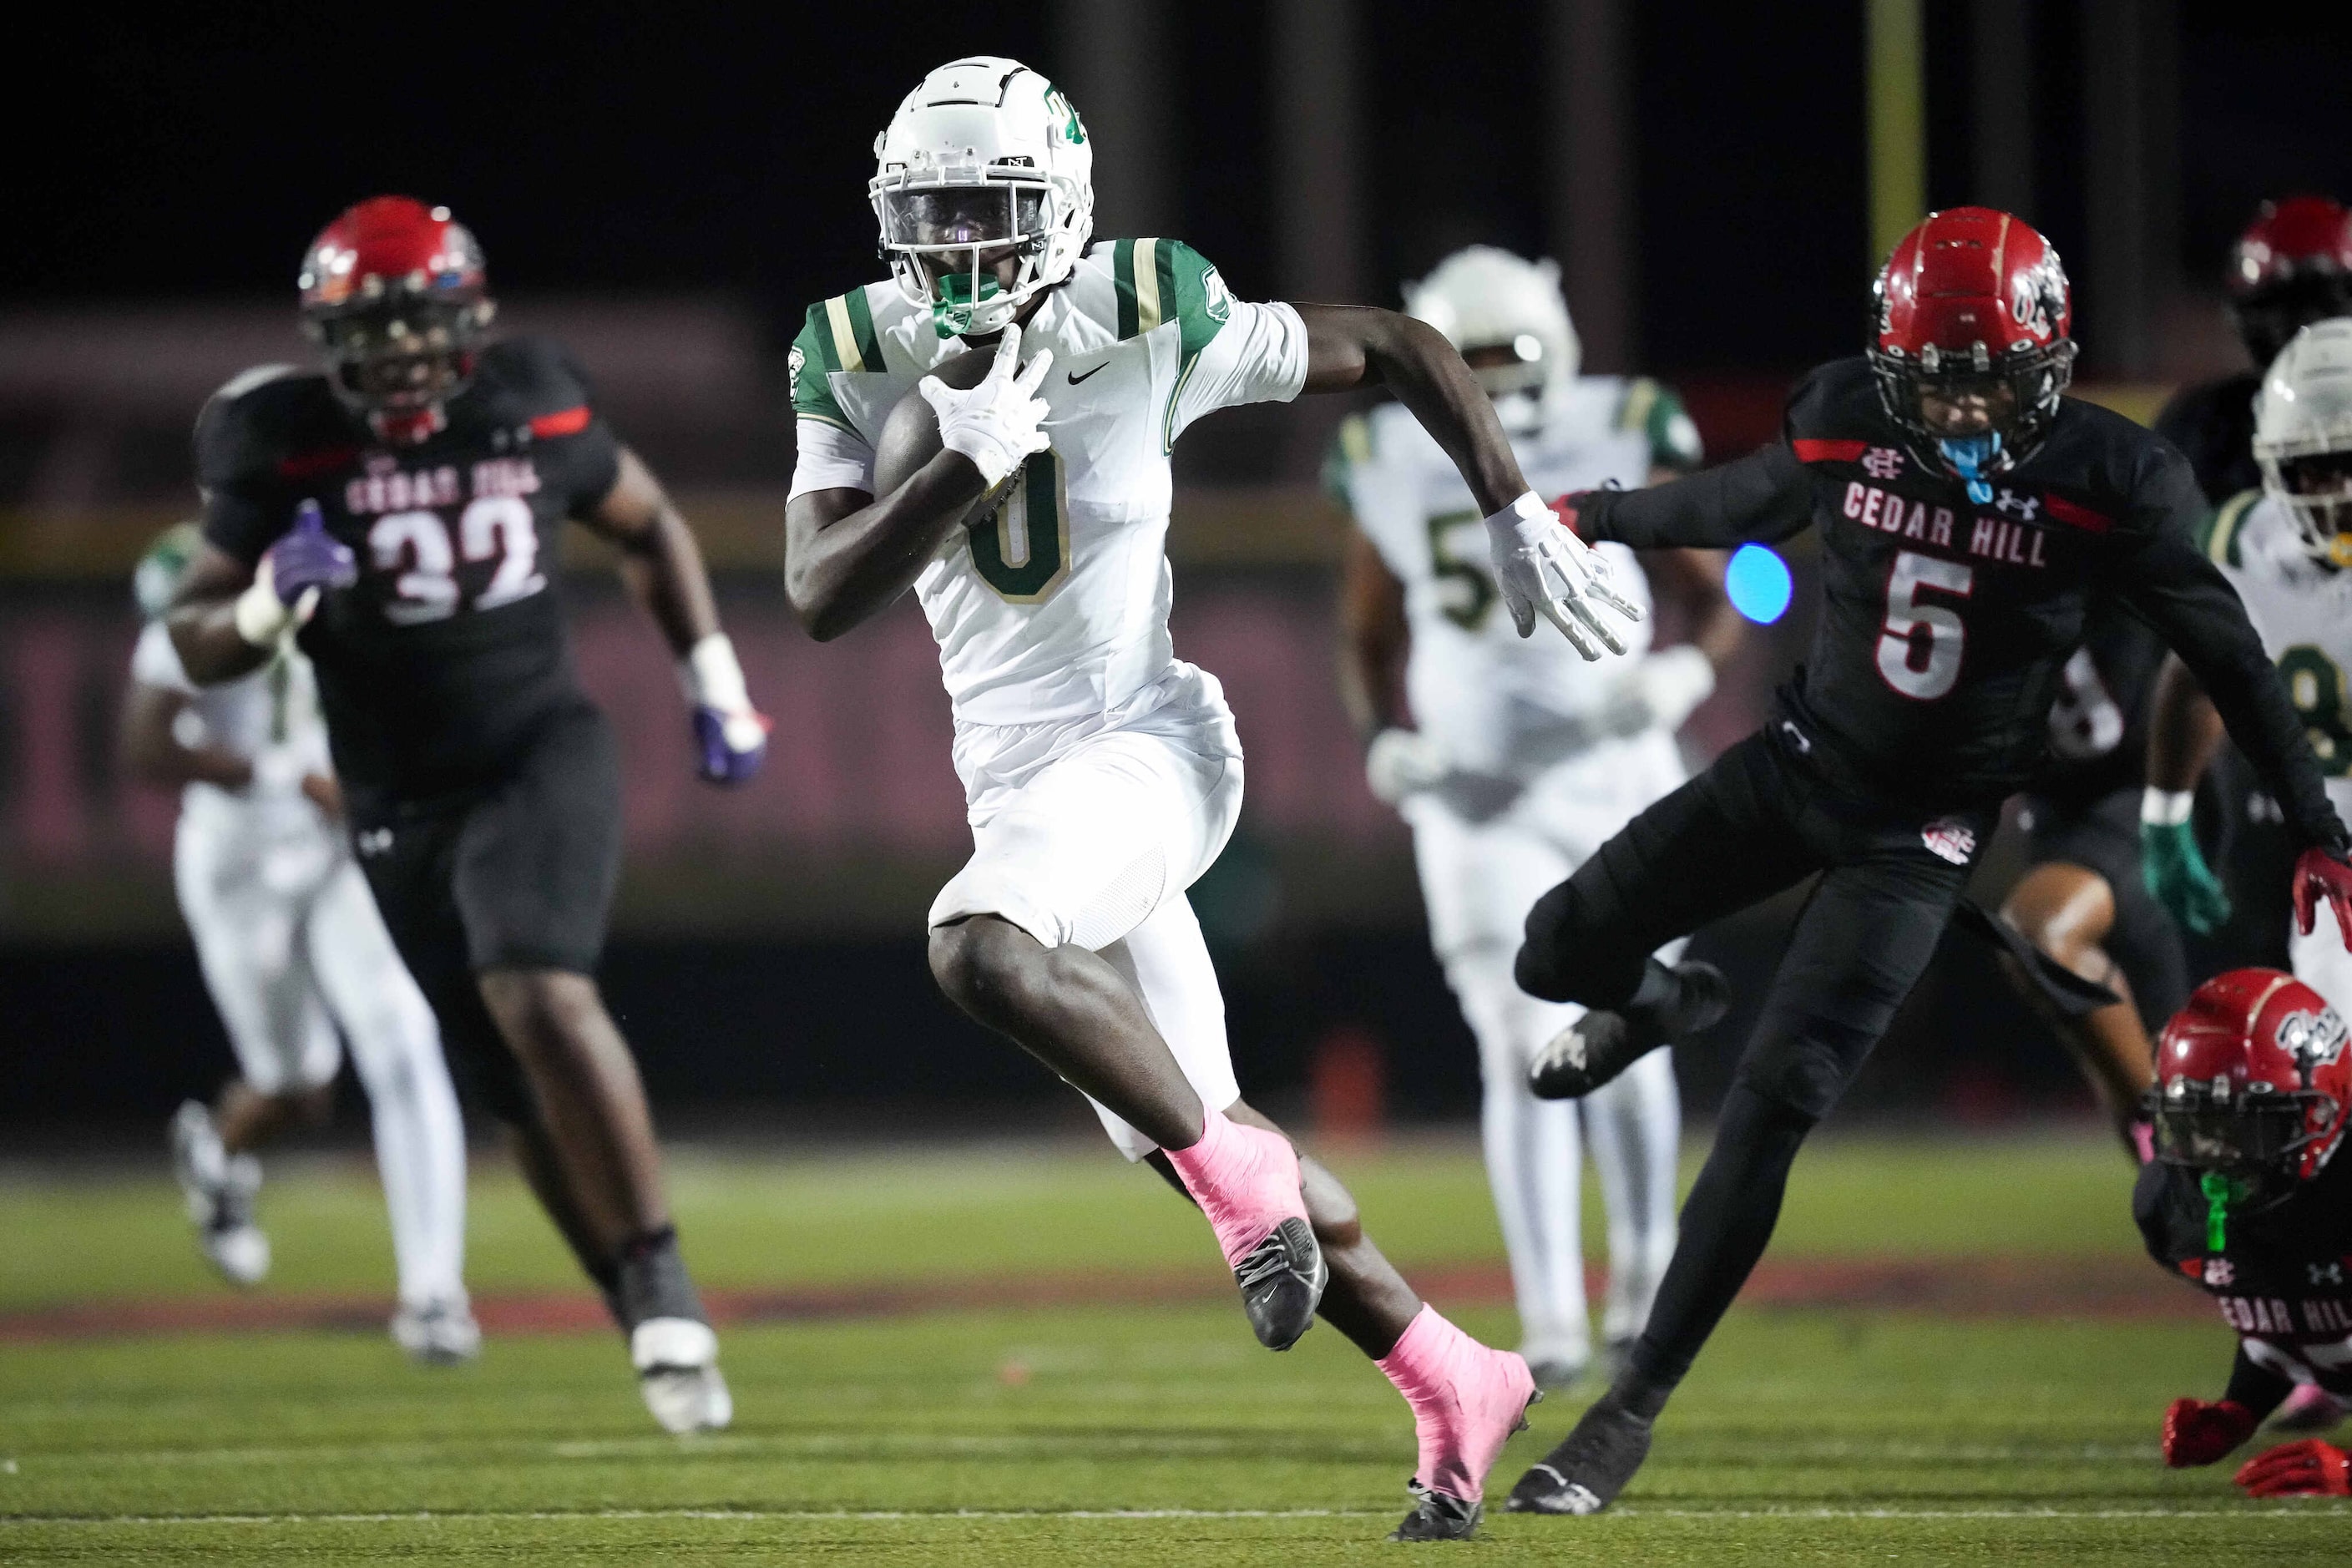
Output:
[{"xmin": 1515, "ymin": 721, "xmax": 1993, "ymax": 1399}]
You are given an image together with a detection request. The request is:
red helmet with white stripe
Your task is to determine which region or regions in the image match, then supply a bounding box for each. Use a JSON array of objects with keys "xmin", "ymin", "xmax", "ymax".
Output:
[
  {"xmin": 2228, "ymin": 196, "xmax": 2352, "ymax": 367},
  {"xmin": 297, "ymin": 196, "xmax": 495, "ymax": 444},
  {"xmin": 2152, "ymin": 969, "xmax": 2351, "ymax": 1196},
  {"xmin": 1869, "ymin": 208, "xmax": 2077, "ymax": 489}
]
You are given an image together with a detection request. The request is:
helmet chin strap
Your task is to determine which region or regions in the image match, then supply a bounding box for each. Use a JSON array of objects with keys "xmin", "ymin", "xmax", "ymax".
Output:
[{"xmin": 1938, "ymin": 430, "xmax": 2003, "ymax": 504}]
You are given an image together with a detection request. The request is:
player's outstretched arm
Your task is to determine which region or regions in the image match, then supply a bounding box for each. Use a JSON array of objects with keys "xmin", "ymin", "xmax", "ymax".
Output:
[
  {"xmin": 578, "ymin": 447, "xmax": 771, "ymax": 785},
  {"xmin": 785, "ymin": 326, "xmax": 1051, "ymax": 642},
  {"xmin": 2138, "ymin": 653, "xmax": 2234, "ymax": 934},
  {"xmin": 1292, "ymin": 304, "xmax": 1640, "ymax": 655},
  {"xmin": 1557, "ymin": 441, "xmax": 1814, "ymax": 553}
]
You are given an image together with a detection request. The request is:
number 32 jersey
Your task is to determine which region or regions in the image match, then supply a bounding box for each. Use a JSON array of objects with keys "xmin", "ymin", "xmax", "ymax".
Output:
[
  {"xmin": 195, "ymin": 339, "xmax": 622, "ymax": 798},
  {"xmin": 1576, "ymin": 356, "xmax": 2343, "ymax": 848},
  {"xmin": 2203, "ymin": 491, "xmax": 2352, "ymax": 823},
  {"xmin": 787, "ymin": 240, "xmax": 1308, "ymax": 728},
  {"xmin": 1327, "ymin": 381, "xmax": 1697, "ymax": 779}
]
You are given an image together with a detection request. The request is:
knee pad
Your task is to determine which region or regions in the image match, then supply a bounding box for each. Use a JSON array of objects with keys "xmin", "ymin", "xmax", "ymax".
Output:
[
  {"xmin": 1729, "ymin": 1014, "xmax": 1877, "ymax": 1124},
  {"xmin": 1515, "ymin": 878, "xmax": 1645, "ymax": 1005}
]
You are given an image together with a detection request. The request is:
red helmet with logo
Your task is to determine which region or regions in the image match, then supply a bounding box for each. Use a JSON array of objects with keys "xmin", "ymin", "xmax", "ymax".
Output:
[
  {"xmin": 1869, "ymin": 207, "xmax": 2077, "ymax": 487},
  {"xmin": 2228, "ymin": 196, "xmax": 2352, "ymax": 367},
  {"xmin": 297, "ymin": 196, "xmax": 494, "ymax": 444},
  {"xmin": 2152, "ymin": 969, "xmax": 2351, "ymax": 1192}
]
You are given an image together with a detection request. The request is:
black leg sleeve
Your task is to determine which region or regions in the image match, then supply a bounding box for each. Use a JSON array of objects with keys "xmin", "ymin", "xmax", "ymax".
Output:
[
  {"xmin": 1515, "ymin": 733, "xmax": 1815, "ymax": 1006},
  {"xmin": 1621, "ymin": 843, "xmax": 1971, "ymax": 1403}
]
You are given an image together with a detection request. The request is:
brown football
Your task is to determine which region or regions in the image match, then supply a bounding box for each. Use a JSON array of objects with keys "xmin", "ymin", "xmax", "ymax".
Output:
[{"xmin": 872, "ymin": 345, "xmax": 1004, "ymax": 519}]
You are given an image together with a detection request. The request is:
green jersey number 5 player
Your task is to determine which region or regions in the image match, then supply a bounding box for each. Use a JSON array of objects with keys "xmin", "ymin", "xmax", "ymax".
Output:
[{"xmin": 782, "ymin": 57, "xmax": 1639, "ymax": 1540}]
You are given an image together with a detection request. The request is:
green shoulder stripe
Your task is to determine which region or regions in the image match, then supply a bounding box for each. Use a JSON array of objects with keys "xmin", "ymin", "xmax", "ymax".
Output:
[
  {"xmin": 1322, "ymin": 413, "xmax": 1373, "ymax": 508},
  {"xmin": 1618, "ymin": 377, "xmax": 1702, "ymax": 471},
  {"xmin": 2203, "ymin": 488, "xmax": 2262, "ymax": 569},
  {"xmin": 789, "ymin": 306, "xmax": 854, "ymax": 432}
]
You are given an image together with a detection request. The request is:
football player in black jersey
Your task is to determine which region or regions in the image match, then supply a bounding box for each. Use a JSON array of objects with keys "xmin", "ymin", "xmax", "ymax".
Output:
[
  {"xmin": 164, "ymin": 197, "xmax": 771, "ymax": 1434},
  {"xmin": 1998, "ymin": 608, "xmax": 2181, "ymax": 1155},
  {"xmin": 2137, "ymin": 969, "xmax": 2352, "ymax": 1495},
  {"xmin": 1499, "ymin": 207, "xmax": 2352, "ymax": 1517},
  {"xmin": 2153, "ymin": 197, "xmax": 2352, "ymax": 980}
]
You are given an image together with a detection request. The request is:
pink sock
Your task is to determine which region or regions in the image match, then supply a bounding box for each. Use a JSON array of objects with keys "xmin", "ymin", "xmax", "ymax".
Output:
[
  {"xmin": 1377, "ymin": 1304, "xmax": 1537, "ymax": 1504},
  {"xmin": 1164, "ymin": 1108, "xmax": 1307, "ymax": 1268}
]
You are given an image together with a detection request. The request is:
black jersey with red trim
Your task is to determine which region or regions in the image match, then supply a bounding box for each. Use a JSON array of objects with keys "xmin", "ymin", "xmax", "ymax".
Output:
[
  {"xmin": 2032, "ymin": 605, "xmax": 2167, "ymax": 809},
  {"xmin": 2154, "ymin": 372, "xmax": 2262, "ymax": 507},
  {"xmin": 2135, "ymin": 1151, "xmax": 2352, "ymax": 1395},
  {"xmin": 195, "ymin": 336, "xmax": 623, "ymax": 797},
  {"xmin": 1576, "ymin": 357, "xmax": 2341, "ymax": 847}
]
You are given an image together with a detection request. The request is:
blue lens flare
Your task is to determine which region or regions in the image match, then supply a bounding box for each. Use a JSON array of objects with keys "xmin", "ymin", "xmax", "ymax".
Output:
[{"xmin": 1726, "ymin": 544, "xmax": 1793, "ymax": 625}]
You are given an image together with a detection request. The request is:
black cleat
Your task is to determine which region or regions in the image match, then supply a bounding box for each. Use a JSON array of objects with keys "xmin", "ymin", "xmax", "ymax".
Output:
[
  {"xmin": 1389, "ymin": 1483, "xmax": 1482, "ymax": 1541},
  {"xmin": 1235, "ymin": 1216, "xmax": 1327, "ymax": 1351},
  {"xmin": 1528, "ymin": 961, "xmax": 1728, "ymax": 1100},
  {"xmin": 1505, "ymin": 1393, "xmax": 1653, "ymax": 1515}
]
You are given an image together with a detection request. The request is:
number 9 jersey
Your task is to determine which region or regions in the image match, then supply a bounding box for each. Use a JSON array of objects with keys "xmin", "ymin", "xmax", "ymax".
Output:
[
  {"xmin": 195, "ymin": 338, "xmax": 622, "ymax": 798},
  {"xmin": 786, "ymin": 239, "xmax": 1308, "ymax": 728}
]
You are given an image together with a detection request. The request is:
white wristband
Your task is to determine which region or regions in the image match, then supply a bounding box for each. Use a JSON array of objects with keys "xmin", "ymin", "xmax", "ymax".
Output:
[
  {"xmin": 2141, "ymin": 787, "xmax": 2195, "ymax": 827},
  {"xmin": 680, "ymin": 633, "xmax": 751, "ymax": 712},
  {"xmin": 1482, "ymin": 489, "xmax": 1555, "ymax": 545}
]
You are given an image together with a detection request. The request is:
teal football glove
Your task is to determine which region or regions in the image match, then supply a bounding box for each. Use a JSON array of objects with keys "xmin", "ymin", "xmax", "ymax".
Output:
[{"xmin": 2142, "ymin": 817, "xmax": 2232, "ymax": 935}]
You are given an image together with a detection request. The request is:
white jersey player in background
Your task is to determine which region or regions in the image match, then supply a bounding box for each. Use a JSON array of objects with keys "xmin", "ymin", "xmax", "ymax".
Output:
[
  {"xmin": 782, "ymin": 58, "xmax": 1644, "ymax": 1540},
  {"xmin": 121, "ymin": 524, "xmax": 474, "ymax": 1362},
  {"xmin": 1329, "ymin": 247, "xmax": 1741, "ymax": 1386},
  {"xmin": 2151, "ymin": 316, "xmax": 2352, "ymax": 1021}
]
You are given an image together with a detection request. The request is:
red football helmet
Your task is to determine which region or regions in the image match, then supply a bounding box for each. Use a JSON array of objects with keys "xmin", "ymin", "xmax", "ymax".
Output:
[
  {"xmin": 297, "ymin": 196, "xmax": 494, "ymax": 444},
  {"xmin": 1869, "ymin": 207, "xmax": 2076, "ymax": 488},
  {"xmin": 2228, "ymin": 197, "xmax": 2352, "ymax": 367},
  {"xmin": 2151, "ymin": 969, "xmax": 2351, "ymax": 1195}
]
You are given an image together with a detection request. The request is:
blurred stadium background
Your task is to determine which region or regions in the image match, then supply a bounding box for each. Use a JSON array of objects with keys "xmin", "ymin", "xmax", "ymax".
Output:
[{"xmin": 9, "ymin": 2, "xmax": 2344, "ymax": 1139}]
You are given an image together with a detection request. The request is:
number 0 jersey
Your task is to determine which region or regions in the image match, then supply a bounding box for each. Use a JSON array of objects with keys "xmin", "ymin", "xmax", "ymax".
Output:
[
  {"xmin": 2202, "ymin": 491, "xmax": 2352, "ymax": 824},
  {"xmin": 1576, "ymin": 357, "xmax": 2344, "ymax": 849},
  {"xmin": 786, "ymin": 240, "xmax": 1308, "ymax": 727},
  {"xmin": 195, "ymin": 338, "xmax": 623, "ymax": 799},
  {"xmin": 1326, "ymin": 379, "xmax": 1699, "ymax": 779}
]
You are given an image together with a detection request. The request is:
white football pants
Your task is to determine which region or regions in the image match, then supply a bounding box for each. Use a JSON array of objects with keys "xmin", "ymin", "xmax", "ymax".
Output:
[
  {"xmin": 1404, "ymin": 732, "xmax": 1688, "ymax": 1364},
  {"xmin": 175, "ymin": 803, "xmax": 468, "ymax": 1309}
]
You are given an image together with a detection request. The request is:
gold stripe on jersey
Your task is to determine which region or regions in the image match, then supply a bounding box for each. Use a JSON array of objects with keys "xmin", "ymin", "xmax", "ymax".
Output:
[
  {"xmin": 824, "ymin": 295, "xmax": 870, "ymax": 374},
  {"xmin": 2205, "ymin": 488, "xmax": 2262, "ymax": 569},
  {"xmin": 1133, "ymin": 239, "xmax": 1165, "ymax": 333}
]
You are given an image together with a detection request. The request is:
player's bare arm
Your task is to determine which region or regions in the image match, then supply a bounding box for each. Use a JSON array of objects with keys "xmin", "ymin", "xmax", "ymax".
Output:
[
  {"xmin": 164, "ymin": 546, "xmax": 274, "ymax": 685},
  {"xmin": 1336, "ymin": 528, "xmax": 1411, "ymax": 743},
  {"xmin": 2145, "ymin": 653, "xmax": 2226, "ymax": 795}
]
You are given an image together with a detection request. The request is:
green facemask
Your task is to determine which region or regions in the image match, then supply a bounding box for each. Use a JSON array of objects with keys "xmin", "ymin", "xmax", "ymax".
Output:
[{"xmin": 929, "ymin": 270, "xmax": 1004, "ymax": 338}]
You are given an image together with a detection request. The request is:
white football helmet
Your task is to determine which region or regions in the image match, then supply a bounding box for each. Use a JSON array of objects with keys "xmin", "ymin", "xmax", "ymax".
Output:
[
  {"xmin": 870, "ymin": 57, "xmax": 1095, "ymax": 339},
  {"xmin": 2254, "ymin": 317, "xmax": 2352, "ymax": 568},
  {"xmin": 1404, "ymin": 247, "xmax": 1581, "ymax": 428}
]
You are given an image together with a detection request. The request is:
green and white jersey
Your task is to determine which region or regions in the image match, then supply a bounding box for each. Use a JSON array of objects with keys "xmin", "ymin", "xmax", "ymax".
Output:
[
  {"xmin": 787, "ymin": 240, "xmax": 1308, "ymax": 726},
  {"xmin": 130, "ymin": 619, "xmax": 331, "ymax": 829},
  {"xmin": 2203, "ymin": 490, "xmax": 2352, "ymax": 816},
  {"xmin": 1327, "ymin": 377, "xmax": 1698, "ymax": 779}
]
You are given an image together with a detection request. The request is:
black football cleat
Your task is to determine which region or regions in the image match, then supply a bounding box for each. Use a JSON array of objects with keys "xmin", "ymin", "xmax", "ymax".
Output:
[
  {"xmin": 1388, "ymin": 1483, "xmax": 1482, "ymax": 1541},
  {"xmin": 1528, "ymin": 961, "xmax": 1728, "ymax": 1100},
  {"xmin": 1505, "ymin": 1393, "xmax": 1654, "ymax": 1515},
  {"xmin": 1234, "ymin": 1216, "xmax": 1328, "ymax": 1350}
]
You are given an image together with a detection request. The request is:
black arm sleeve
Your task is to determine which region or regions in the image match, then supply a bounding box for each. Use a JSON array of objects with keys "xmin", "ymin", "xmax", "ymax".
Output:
[
  {"xmin": 1582, "ymin": 439, "xmax": 1814, "ymax": 549},
  {"xmin": 2223, "ymin": 1342, "xmax": 2295, "ymax": 1420},
  {"xmin": 2115, "ymin": 451, "xmax": 2347, "ymax": 852}
]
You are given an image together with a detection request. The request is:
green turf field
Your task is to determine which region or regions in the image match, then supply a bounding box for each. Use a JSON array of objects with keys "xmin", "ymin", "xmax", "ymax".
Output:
[{"xmin": 3, "ymin": 1130, "xmax": 2344, "ymax": 1564}]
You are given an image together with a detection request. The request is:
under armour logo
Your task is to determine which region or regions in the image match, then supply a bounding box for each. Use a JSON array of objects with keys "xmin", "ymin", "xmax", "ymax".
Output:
[
  {"xmin": 1862, "ymin": 447, "xmax": 1904, "ymax": 480},
  {"xmin": 2206, "ymin": 1257, "xmax": 2236, "ymax": 1286},
  {"xmin": 1994, "ymin": 489, "xmax": 2041, "ymax": 522},
  {"xmin": 356, "ymin": 827, "xmax": 393, "ymax": 857},
  {"xmin": 2312, "ymin": 1262, "xmax": 2346, "ymax": 1287}
]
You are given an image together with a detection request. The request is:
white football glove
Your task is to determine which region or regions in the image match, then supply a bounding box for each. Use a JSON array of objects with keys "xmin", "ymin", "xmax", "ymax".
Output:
[
  {"xmin": 1596, "ymin": 645, "xmax": 1717, "ymax": 739},
  {"xmin": 1483, "ymin": 490, "xmax": 1643, "ymax": 659},
  {"xmin": 1364, "ymin": 727, "xmax": 1450, "ymax": 805},
  {"xmin": 918, "ymin": 321, "xmax": 1055, "ymax": 488}
]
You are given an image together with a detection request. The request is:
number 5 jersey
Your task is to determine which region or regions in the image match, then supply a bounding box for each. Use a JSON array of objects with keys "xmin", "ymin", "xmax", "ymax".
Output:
[
  {"xmin": 785, "ymin": 239, "xmax": 1307, "ymax": 730},
  {"xmin": 195, "ymin": 338, "xmax": 620, "ymax": 798},
  {"xmin": 1571, "ymin": 356, "xmax": 2342, "ymax": 849}
]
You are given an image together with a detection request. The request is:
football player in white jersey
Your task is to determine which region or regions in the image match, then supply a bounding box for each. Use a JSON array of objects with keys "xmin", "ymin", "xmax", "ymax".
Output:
[
  {"xmin": 2147, "ymin": 319, "xmax": 2352, "ymax": 1016},
  {"xmin": 121, "ymin": 524, "xmax": 473, "ymax": 1362},
  {"xmin": 2144, "ymin": 317, "xmax": 2352, "ymax": 1436},
  {"xmin": 1328, "ymin": 246, "xmax": 1740, "ymax": 1389},
  {"xmin": 782, "ymin": 58, "xmax": 1643, "ymax": 1540}
]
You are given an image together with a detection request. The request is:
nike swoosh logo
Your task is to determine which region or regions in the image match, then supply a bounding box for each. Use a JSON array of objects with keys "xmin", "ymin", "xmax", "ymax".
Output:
[{"xmin": 1066, "ymin": 363, "xmax": 1108, "ymax": 385}]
